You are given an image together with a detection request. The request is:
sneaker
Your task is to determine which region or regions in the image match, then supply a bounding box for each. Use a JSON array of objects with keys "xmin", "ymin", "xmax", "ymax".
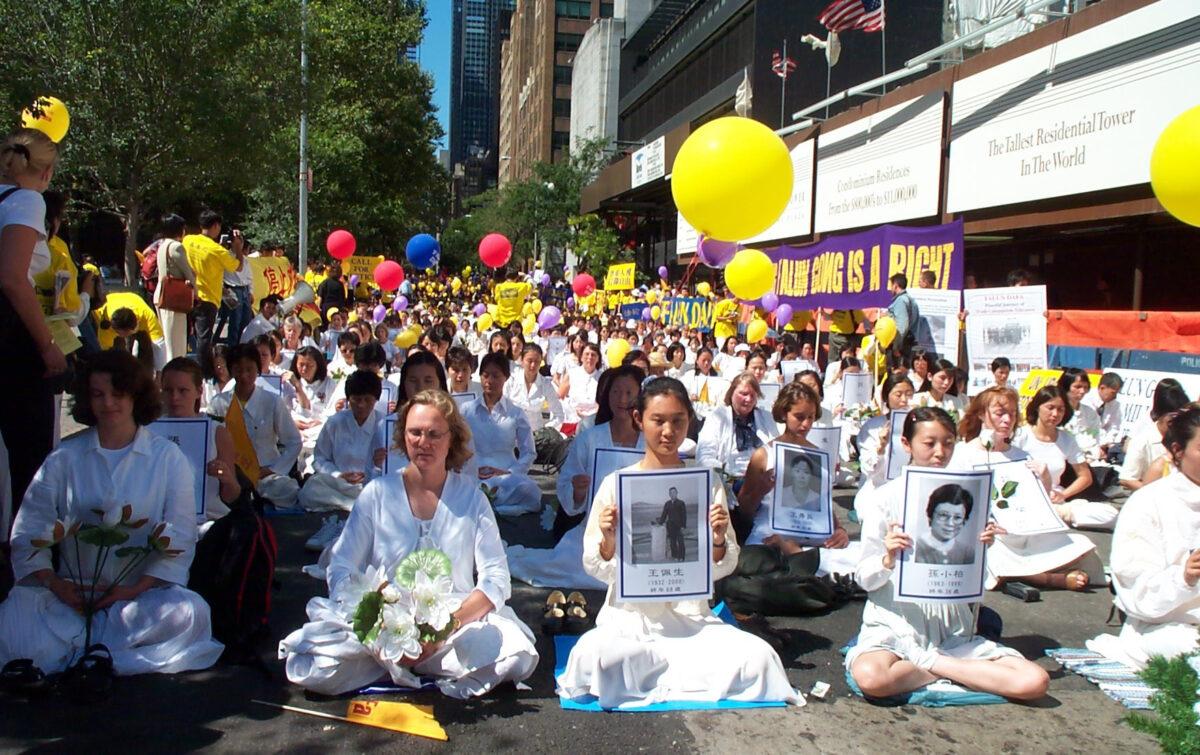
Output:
[{"xmin": 305, "ymin": 515, "xmax": 343, "ymax": 552}]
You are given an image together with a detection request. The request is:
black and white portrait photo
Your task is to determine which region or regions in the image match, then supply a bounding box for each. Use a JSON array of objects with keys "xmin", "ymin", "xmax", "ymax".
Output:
[
  {"xmin": 896, "ymin": 468, "xmax": 992, "ymax": 604},
  {"xmin": 617, "ymin": 468, "xmax": 712, "ymax": 602},
  {"xmin": 913, "ymin": 483, "xmax": 978, "ymax": 566},
  {"xmin": 770, "ymin": 444, "xmax": 833, "ymax": 539},
  {"xmin": 630, "ymin": 486, "xmax": 699, "ymax": 565},
  {"xmin": 780, "ymin": 451, "xmax": 822, "ymax": 512}
]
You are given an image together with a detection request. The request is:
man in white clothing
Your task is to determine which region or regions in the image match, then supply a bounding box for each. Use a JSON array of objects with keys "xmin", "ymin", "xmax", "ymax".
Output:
[
  {"xmin": 300, "ymin": 370, "xmax": 381, "ymax": 512},
  {"xmin": 239, "ymin": 294, "xmax": 282, "ymax": 344},
  {"xmin": 1082, "ymin": 372, "xmax": 1124, "ymax": 455}
]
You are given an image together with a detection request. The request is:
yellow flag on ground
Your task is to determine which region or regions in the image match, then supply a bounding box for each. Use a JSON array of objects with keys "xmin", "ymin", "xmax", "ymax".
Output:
[
  {"xmin": 345, "ymin": 700, "xmax": 448, "ymax": 741},
  {"xmin": 224, "ymin": 396, "xmax": 260, "ymax": 485}
]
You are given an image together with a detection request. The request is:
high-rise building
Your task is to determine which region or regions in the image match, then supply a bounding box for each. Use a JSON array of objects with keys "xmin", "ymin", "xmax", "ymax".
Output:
[
  {"xmin": 450, "ymin": 0, "xmax": 516, "ymax": 208},
  {"xmin": 498, "ymin": 0, "xmax": 616, "ymax": 185}
]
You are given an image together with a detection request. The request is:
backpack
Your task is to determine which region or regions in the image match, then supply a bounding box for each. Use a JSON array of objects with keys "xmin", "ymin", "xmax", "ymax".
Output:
[
  {"xmin": 188, "ymin": 477, "xmax": 278, "ymax": 664},
  {"xmin": 140, "ymin": 239, "xmax": 162, "ymax": 296}
]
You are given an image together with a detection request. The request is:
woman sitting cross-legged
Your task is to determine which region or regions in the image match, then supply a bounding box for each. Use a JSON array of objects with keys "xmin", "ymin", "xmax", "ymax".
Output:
[
  {"xmin": 0, "ymin": 350, "xmax": 223, "ymax": 676},
  {"xmin": 557, "ymin": 377, "xmax": 799, "ymax": 708},
  {"xmin": 847, "ymin": 407, "xmax": 1049, "ymax": 701},
  {"xmin": 279, "ymin": 389, "xmax": 538, "ymax": 698}
]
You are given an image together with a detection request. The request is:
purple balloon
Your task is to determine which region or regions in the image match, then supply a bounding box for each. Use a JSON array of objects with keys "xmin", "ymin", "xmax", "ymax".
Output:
[
  {"xmin": 538, "ymin": 305, "xmax": 562, "ymax": 330},
  {"xmin": 761, "ymin": 292, "xmax": 779, "ymax": 312},
  {"xmin": 640, "ymin": 306, "xmax": 652, "ymax": 321},
  {"xmin": 393, "ymin": 295, "xmax": 409, "ymax": 312},
  {"xmin": 472, "ymin": 303, "xmax": 487, "ymax": 316},
  {"xmin": 697, "ymin": 235, "xmax": 738, "ymax": 269},
  {"xmin": 566, "ymin": 296, "xmax": 576, "ymax": 309},
  {"xmin": 774, "ymin": 303, "xmax": 793, "ymax": 327},
  {"xmin": 657, "ymin": 265, "xmax": 668, "ymax": 279},
  {"xmin": 372, "ymin": 304, "xmax": 387, "ymax": 323},
  {"xmin": 541, "ymin": 273, "xmax": 551, "ymax": 286},
  {"xmin": 349, "ymin": 274, "xmax": 360, "ymax": 288}
]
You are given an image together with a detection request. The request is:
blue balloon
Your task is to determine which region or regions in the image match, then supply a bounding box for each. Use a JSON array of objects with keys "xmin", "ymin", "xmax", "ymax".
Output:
[{"xmin": 405, "ymin": 233, "xmax": 441, "ymax": 270}]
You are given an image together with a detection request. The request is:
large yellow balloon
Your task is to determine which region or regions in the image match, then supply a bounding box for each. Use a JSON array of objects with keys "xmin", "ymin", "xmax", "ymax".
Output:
[
  {"xmin": 522, "ymin": 302, "xmax": 533, "ymax": 317},
  {"xmin": 671, "ymin": 117, "xmax": 793, "ymax": 242},
  {"xmin": 696, "ymin": 281, "xmax": 712, "ymax": 297},
  {"xmin": 724, "ymin": 249, "xmax": 776, "ymax": 301},
  {"xmin": 394, "ymin": 329, "xmax": 419, "ymax": 349},
  {"xmin": 651, "ymin": 305, "xmax": 662, "ymax": 320},
  {"xmin": 530, "ymin": 298, "xmax": 543, "ymax": 314},
  {"xmin": 645, "ymin": 289, "xmax": 658, "ymax": 305},
  {"xmin": 20, "ymin": 96, "xmax": 70, "ymax": 143},
  {"xmin": 606, "ymin": 339, "xmax": 632, "ymax": 368},
  {"xmin": 874, "ymin": 315, "xmax": 898, "ymax": 348},
  {"xmin": 522, "ymin": 316, "xmax": 537, "ymax": 336},
  {"xmin": 476, "ymin": 313, "xmax": 493, "ymax": 331},
  {"xmin": 746, "ymin": 319, "xmax": 768, "ymax": 344},
  {"xmin": 1151, "ymin": 105, "xmax": 1200, "ymax": 227}
]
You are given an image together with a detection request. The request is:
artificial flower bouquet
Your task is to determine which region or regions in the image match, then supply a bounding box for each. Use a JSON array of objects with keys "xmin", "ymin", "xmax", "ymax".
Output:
[{"xmin": 842, "ymin": 403, "xmax": 881, "ymax": 423}]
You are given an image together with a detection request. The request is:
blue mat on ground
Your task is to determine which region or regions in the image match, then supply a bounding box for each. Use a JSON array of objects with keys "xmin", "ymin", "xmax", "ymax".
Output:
[
  {"xmin": 553, "ymin": 602, "xmax": 787, "ymax": 712},
  {"xmin": 1045, "ymin": 647, "xmax": 1154, "ymax": 710},
  {"xmin": 839, "ymin": 637, "xmax": 1007, "ymax": 707}
]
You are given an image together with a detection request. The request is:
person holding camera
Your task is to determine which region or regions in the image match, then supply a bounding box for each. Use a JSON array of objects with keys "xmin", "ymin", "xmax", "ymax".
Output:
[{"xmin": 183, "ymin": 210, "xmax": 243, "ymax": 375}]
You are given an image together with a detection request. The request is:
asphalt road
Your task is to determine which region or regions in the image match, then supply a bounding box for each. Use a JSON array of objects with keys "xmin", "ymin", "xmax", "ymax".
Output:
[{"xmin": 0, "ymin": 419, "xmax": 1158, "ymax": 752}]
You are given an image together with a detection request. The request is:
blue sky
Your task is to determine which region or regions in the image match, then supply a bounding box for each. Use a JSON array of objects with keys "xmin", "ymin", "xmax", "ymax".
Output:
[{"xmin": 423, "ymin": 1, "xmax": 452, "ymax": 150}]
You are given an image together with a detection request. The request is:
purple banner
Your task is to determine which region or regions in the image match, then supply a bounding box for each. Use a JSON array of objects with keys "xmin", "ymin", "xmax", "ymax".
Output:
[{"xmin": 768, "ymin": 220, "xmax": 964, "ymax": 310}]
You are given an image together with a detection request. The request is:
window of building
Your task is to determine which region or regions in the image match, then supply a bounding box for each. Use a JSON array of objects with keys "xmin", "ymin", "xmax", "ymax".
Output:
[
  {"xmin": 599, "ymin": 2, "xmax": 614, "ymax": 18},
  {"xmin": 555, "ymin": 1, "xmax": 591, "ymax": 19},
  {"xmin": 553, "ymin": 98, "xmax": 572, "ymax": 117},
  {"xmin": 554, "ymin": 32, "xmax": 584, "ymax": 53},
  {"xmin": 552, "ymin": 131, "xmax": 571, "ymax": 151},
  {"xmin": 554, "ymin": 64, "xmax": 572, "ymax": 85}
]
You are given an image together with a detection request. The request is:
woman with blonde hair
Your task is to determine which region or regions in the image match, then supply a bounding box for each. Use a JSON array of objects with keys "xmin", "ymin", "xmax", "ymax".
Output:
[
  {"xmin": 280, "ymin": 389, "xmax": 538, "ymax": 697},
  {"xmin": 696, "ymin": 372, "xmax": 779, "ymax": 480},
  {"xmin": 0, "ymin": 128, "xmax": 66, "ymax": 523}
]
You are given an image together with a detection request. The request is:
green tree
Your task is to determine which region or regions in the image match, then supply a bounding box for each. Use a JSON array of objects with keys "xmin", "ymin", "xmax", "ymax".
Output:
[{"xmin": 568, "ymin": 213, "xmax": 623, "ymax": 274}]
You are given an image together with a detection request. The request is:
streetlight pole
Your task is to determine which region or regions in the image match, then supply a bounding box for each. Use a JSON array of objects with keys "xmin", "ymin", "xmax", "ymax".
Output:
[{"xmin": 297, "ymin": 0, "xmax": 310, "ymax": 273}]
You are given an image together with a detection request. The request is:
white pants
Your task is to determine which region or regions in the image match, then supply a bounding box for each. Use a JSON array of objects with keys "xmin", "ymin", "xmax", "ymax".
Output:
[
  {"xmin": 298, "ymin": 474, "xmax": 362, "ymax": 512},
  {"xmin": 259, "ymin": 473, "xmax": 300, "ymax": 509},
  {"xmin": 486, "ymin": 473, "xmax": 543, "ymax": 517},
  {"xmin": 0, "ymin": 584, "xmax": 223, "ymax": 675},
  {"xmin": 1089, "ymin": 618, "xmax": 1200, "ymax": 670},
  {"xmin": 159, "ymin": 307, "xmax": 188, "ymax": 363}
]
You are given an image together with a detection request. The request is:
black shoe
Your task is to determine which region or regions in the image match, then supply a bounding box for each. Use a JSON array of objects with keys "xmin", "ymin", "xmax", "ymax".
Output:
[
  {"xmin": 0, "ymin": 659, "xmax": 48, "ymax": 697},
  {"xmin": 563, "ymin": 591, "xmax": 590, "ymax": 635},
  {"xmin": 61, "ymin": 643, "xmax": 113, "ymax": 704}
]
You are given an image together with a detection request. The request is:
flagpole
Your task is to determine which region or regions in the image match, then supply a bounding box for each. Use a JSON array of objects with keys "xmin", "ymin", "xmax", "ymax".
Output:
[
  {"xmin": 880, "ymin": 0, "xmax": 888, "ymax": 94},
  {"xmin": 780, "ymin": 38, "xmax": 788, "ymax": 129}
]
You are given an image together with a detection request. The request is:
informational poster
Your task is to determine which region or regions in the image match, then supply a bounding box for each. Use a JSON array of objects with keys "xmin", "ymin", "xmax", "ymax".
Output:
[
  {"xmin": 770, "ymin": 443, "xmax": 834, "ymax": 540},
  {"xmin": 840, "ymin": 372, "xmax": 874, "ymax": 408},
  {"xmin": 896, "ymin": 468, "xmax": 991, "ymax": 604},
  {"xmin": 884, "ymin": 409, "xmax": 911, "ymax": 481},
  {"xmin": 907, "ymin": 288, "xmax": 962, "ymax": 361},
  {"xmin": 617, "ymin": 468, "xmax": 712, "ymax": 603},
  {"xmin": 546, "ymin": 335, "xmax": 568, "ymax": 369},
  {"xmin": 807, "ymin": 424, "xmax": 842, "ymax": 467},
  {"xmin": 963, "ymin": 285, "xmax": 1047, "ymax": 396},
  {"xmin": 590, "ymin": 447, "xmax": 645, "ymax": 510},
  {"xmin": 780, "ymin": 359, "xmax": 820, "ymax": 385},
  {"xmin": 147, "ymin": 417, "xmax": 210, "ymax": 519},
  {"xmin": 758, "ymin": 382, "xmax": 782, "ymax": 412},
  {"xmin": 973, "ymin": 460, "xmax": 1066, "ymax": 536},
  {"xmin": 382, "ymin": 417, "xmax": 403, "ymax": 475}
]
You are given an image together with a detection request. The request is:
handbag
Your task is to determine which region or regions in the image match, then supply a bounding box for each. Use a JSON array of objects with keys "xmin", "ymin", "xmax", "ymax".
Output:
[{"xmin": 156, "ymin": 239, "xmax": 194, "ymax": 313}]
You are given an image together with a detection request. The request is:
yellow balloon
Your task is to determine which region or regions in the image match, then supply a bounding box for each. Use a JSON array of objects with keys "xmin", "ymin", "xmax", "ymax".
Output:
[
  {"xmin": 696, "ymin": 281, "xmax": 712, "ymax": 297},
  {"xmin": 463, "ymin": 265, "xmax": 472, "ymax": 275},
  {"xmin": 724, "ymin": 249, "xmax": 776, "ymax": 301},
  {"xmin": 487, "ymin": 304, "xmax": 497, "ymax": 317},
  {"xmin": 522, "ymin": 316, "xmax": 536, "ymax": 336},
  {"xmin": 645, "ymin": 290, "xmax": 658, "ymax": 305},
  {"xmin": 530, "ymin": 298, "xmax": 543, "ymax": 314},
  {"xmin": 606, "ymin": 339, "xmax": 632, "ymax": 368},
  {"xmin": 394, "ymin": 329, "xmax": 419, "ymax": 349},
  {"xmin": 671, "ymin": 117, "xmax": 793, "ymax": 242},
  {"xmin": 1151, "ymin": 105, "xmax": 1200, "ymax": 227},
  {"xmin": 522, "ymin": 302, "xmax": 533, "ymax": 317},
  {"xmin": 451, "ymin": 277, "xmax": 462, "ymax": 291},
  {"xmin": 20, "ymin": 96, "xmax": 70, "ymax": 143},
  {"xmin": 874, "ymin": 315, "xmax": 898, "ymax": 348},
  {"xmin": 651, "ymin": 305, "xmax": 662, "ymax": 320},
  {"xmin": 746, "ymin": 319, "xmax": 768, "ymax": 344},
  {"xmin": 477, "ymin": 313, "xmax": 493, "ymax": 331}
]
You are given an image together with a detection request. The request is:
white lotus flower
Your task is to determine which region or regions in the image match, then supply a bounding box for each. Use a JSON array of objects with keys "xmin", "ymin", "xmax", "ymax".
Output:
[
  {"xmin": 411, "ymin": 570, "xmax": 460, "ymax": 630},
  {"xmin": 381, "ymin": 584, "xmax": 403, "ymax": 603},
  {"xmin": 100, "ymin": 506, "xmax": 124, "ymax": 528},
  {"xmin": 333, "ymin": 563, "xmax": 388, "ymax": 616},
  {"xmin": 375, "ymin": 601, "xmax": 421, "ymax": 662},
  {"xmin": 978, "ymin": 428, "xmax": 995, "ymax": 450}
]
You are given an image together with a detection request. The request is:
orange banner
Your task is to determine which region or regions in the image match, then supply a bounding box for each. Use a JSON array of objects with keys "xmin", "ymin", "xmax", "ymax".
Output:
[{"xmin": 1047, "ymin": 310, "xmax": 1200, "ymax": 353}]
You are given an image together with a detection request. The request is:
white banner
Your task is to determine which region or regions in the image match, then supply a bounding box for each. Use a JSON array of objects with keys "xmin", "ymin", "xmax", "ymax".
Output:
[
  {"xmin": 947, "ymin": 0, "xmax": 1200, "ymax": 212},
  {"xmin": 745, "ymin": 138, "xmax": 816, "ymax": 245},
  {"xmin": 147, "ymin": 417, "xmax": 210, "ymax": 519},
  {"xmin": 631, "ymin": 135, "xmax": 666, "ymax": 188},
  {"xmin": 1110, "ymin": 367, "xmax": 1200, "ymax": 439},
  {"xmin": 814, "ymin": 92, "xmax": 945, "ymax": 233},
  {"xmin": 908, "ymin": 288, "xmax": 962, "ymax": 360},
  {"xmin": 964, "ymin": 285, "xmax": 1047, "ymax": 395},
  {"xmin": 675, "ymin": 212, "xmax": 700, "ymax": 257}
]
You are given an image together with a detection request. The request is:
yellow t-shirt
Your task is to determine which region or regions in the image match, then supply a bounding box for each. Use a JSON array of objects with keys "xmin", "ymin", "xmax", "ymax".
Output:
[
  {"xmin": 93, "ymin": 291, "xmax": 164, "ymax": 348},
  {"xmin": 783, "ymin": 308, "xmax": 813, "ymax": 332},
  {"xmin": 33, "ymin": 236, "xmax": 81, "ymax": 315},
  {"xmin": 494, "ymin": 281, "xmax": 531, "ymax": 325},
  {"xmin": 183, "ymin": 234, "xmax": 239, "ymax": 306},
  {"xmin": 713, "ymin": 299, "xmax": 739, "ymax": 342},
  {"xmin": 828, "ymin": 309, "xmax": 864, "ymax": 335}
]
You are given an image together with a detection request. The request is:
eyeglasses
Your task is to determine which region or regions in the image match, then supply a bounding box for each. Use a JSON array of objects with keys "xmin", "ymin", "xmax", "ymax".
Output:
[
  {"xmin": 405, "ymin": 428, "xmax": 448, "ymax": 442},
  {"xmin": 933, "ymin": 512, "xmax": 965, "ymax": 524}
]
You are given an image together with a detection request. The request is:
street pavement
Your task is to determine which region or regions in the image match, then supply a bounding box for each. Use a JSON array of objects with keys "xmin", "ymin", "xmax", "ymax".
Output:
[{"xmin": 0, "ymin": 410, "xmax": 1158, "ymax": 752}]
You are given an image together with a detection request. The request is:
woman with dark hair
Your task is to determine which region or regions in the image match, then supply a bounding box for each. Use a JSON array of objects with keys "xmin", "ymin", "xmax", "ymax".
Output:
[
  {"xmin": 682, "ymin": 348, "xmax": 722, "ymax": 419},
  {"xmin": 665, "ymin": 342, "xmax": 688, "ymax": 379},
  {"xmin": 696, "ymin": 372, "xmax": 778, "ymax": 479},
  {"xmin": 908, "ymin": 349, "xmax": 934, "ymax": 393},
  {"xmin": 1058, "ymin": 368, "xmax": 1102, "ymax": 461},
  {"xmin": 507, "ymin": 366, "xmax": 646, "ymax": 591},
  {"xmin": 910, "ymin": 358, "xmax": 965, "ymax": 419},
  {"xmin": 1, "ymin": 350, "xmax": 223, "ymax": 677},
  {"xmin": 1119, "ymin": 378, "xmax": 1190, "ymax": 491},
  {"xmin": 280, "ymin": 390, "xmax": 538, "ymax": 697},
  {"xmin": 287, "ymin": 345, "xmax": 336, "ymax": 452},
  {"xmin": 854, "ymin": 373, "xmax": 915, "ymax": 519},
  {"xmin": 462, "ymin": 353, "xmax": 541, "ymax": 516},
  {"xmin": 1091, "ymin": 404, "xmax": 1200, "ymax": 669},
  {"xmin": 201, "ymin": 343, "xmax": 232, "ymax": 411},
  {"xmin": 152, "ymin": 213, "xmax": 194, "ymax": 362},
  {"xmin": 557, "ymin": 341, "xmax": 602, "ymax": 425}
]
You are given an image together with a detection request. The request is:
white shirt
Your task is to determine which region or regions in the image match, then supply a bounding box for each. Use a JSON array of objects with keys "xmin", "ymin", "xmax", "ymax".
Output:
[
  {"xmin": 209, "ymin": 386, "xmax": 302, "ymax": 476},
  {"xmin": 1119, "ymin": 421, "xmax": 1165, "ymax": 483},
  {"xmin": 696, "ymin": 405, "xmax": 780, "ymax": 478},
  {"xmin": 1083, "ymin": 389, "xmax": 1123, "ymax": 445},
  {"xmin": 11, "ymin": 427, "xmax": 196, "ymax": 586},
  {"xmin": 0, "ymin": 184, "xmax": 50, "ymax": 281},
  {"xmin": 556, "ymin": 421, "xmax": 644, "ymax": 516},
  {"xmin": 461, "ymin": 396, "xmax": 535, "ymax": 475},
  {"xmin": 504, "ymin": 372, "xmax": 565, "ymax": 431},
  {"xmin": 564, "ymin": 365, "xmax": 600, "ymax": 421},
  {"xmin": 239, "ymin": 313, "xmax": 278, "ymax": 344},
  {"xmin": 313, "ymin": 408, "xmax": 381, "ymax": 477},
  {"xmin": 1014, "ymin": 427, "xmax": 1084, "ymax": 492}
]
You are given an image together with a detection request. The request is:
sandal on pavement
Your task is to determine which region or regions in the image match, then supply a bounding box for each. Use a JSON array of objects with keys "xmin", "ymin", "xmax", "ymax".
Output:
[
  {"xmin": 563, "ymin": 591, "xmax": 590, "ymax": 635},
  {"xmin": 542, "ymin": 590, "xmax": 567, "ymax": 636},
  {"xmin": 61, "ymin": 644, "xmax": 114, "ymax": 704},
  {"xmin": 0, "ymin": 659, "xmax": 49, "ymax": 697}
]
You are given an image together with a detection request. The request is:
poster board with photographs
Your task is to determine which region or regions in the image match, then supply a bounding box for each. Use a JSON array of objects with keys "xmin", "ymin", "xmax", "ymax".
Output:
[
  {"xmin": 758, "ymin": 382, "xmax": 782, "ymax": 412},
  {"xmin": 382, "ymin": 417, "xmax": 403, "ymax": 475},
  {"xmin": 841, "ymin": 371, "xmax": 873, "ymax": 408},
  {"xmin": 770, "ymin": 443, "xmax": 834, "ymax": 540},
  {"xmin": 590, "ymin": 447, "xmax": 646, "ymax": 509},
  {"xmin": 617, "ymin": 468, "xmax": 713, "ymax": 603},
  {"xmin": 807, "ymin": 424, "xmax": 842, "ymax": 467},
  {"xmin": 379, "ymin": 380, "xmax": 396, "ymax": 410},
  {"xmin": 964, "ymin": 285, "xmax": 1047, "ymax": 395},
  {"xmin": 973, "ymin": 459, "xmax": 1066, "ymax": 536},
  {"xmin": 895, "ymin": 468, "xmax": 992, "ymax": 604},
  {"xmin": 884, "ymin": 409, "xmax": 911, "ymax": 481},
  {"xmin": 147, "ymin": 417, "xmax": 210, "ymax": 519},
  {"xmin": 780, "ymin": 359, "xmax": 819, "ymax": 385},
  {"xmin": 908, "ymin": 288, "xmax": 962, "ymax": 360}
]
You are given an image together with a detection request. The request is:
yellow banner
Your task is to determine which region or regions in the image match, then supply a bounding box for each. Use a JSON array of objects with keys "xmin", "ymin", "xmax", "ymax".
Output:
[
  {"xmin": 603, "ymin": 262, "xmax": 636, "ymax": 291},
  {"xmin": 224, "ymin": 396, "xmax": 260, "ymax": 485},
  {"xmin": 343, "ymin": 255, "xmax": 386, "ymax": 279},
  {"xmin": 1017, "ymin": 368, "xmax": 1098, "ymax": 412},
  {"xmin": 345, "ymin": 700, "xmax": 447, "ymax": 741},
  {"xmin": 247, "ymin": 257, "xmax": 322, "ymax": 327}
]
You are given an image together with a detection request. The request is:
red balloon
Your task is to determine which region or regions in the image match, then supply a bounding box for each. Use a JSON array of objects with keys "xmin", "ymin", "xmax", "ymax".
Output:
[
  {"xmin": 572, "ymin": 273, "xmax": 596, "ymax": 298},
  {"xmin": 374, "ymin": 260, "xmax": 405, "ymax": 291},
  {"xmin": 326, "ymin": 229, "xmax": 356, "ymax": 260},
  {"xmin": 478, "ymin": 233, "xmax": 512, "ymax": 268}
]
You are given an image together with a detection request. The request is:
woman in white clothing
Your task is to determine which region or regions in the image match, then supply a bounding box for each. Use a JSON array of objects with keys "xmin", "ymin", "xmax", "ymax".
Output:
[
  {"xmin": 1119, "ymin": 379, "xmax": 1190, "ymax": 491},
  {"xmin": 696, "ymin": 373, "xmax": 778, "ymax": 480},
  {"xmin": 550, "ymin": 332, "xmax": 583, "ymax": 380},
  {"xmin": 557, "ymin": 341, "xmax": 602, "ymax": 424},
  {"xmin": 286, "ymin": 345, "xmax": 337, "ymax": 446},
  {"xmin": 951, "ymin": 386, "xmax": 1100, "ymax": 592},
  {"xmin": 151, "ymin": 214, "xmax": 194, "ymax": 363},
  {"xmin": 505, "ymin": 343, "xmax": 568, "ymax": 467},
  {"xmin": 0, "ymin": 350, "xmax": 223, "ymax": 676},
  {"xmin": 507, "ymin": 365, "xmax": 645, "ymax": 590},
  {"xmin": 557, "ymin": 378, "xmax": 799, "ymax": 708},
  {"xmin": 1014, "ymin": 387, "xmax": 1116, "ymax": 529},
  {"xmin": 280, "ymin": 390, "xmax": 538, "ymax": 697},
  {"xmin": 682, "ymin": 348, "xmax": 723, "ymax": 419},
  {"xmin": 161, "ymin": 358, "xmax": 241, "ymax": 522},
  {"xmin": 1089, "ymin": 405, "xmax": 1200, "ymax": 669},
  {"xmin": 847, "ymin": 407, "xmax": 1048, "ymax": 701},
  {"xmin": 907, "ymin": 349, "xmax": 933, "ymax": 394},
  {"xmin": 909, "ymin": 358, "xmax": 965, "ymax": 421},
  {"xmin": 1058, "ymin": 368, "xmax": 1103, "ymax": 462},
  {"xmin": 853, "ymin": 374, "xmax": 915, "ymax": 522},
  {"xmin": 462, "ymin": 353, "xmax": 542, "ymax": 516}
]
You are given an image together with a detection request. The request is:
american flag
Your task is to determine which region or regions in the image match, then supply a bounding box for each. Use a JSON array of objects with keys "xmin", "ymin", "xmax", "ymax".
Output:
[{"xmin": 818, "ymin": 0, "xmax": 885, "ymax": 33}]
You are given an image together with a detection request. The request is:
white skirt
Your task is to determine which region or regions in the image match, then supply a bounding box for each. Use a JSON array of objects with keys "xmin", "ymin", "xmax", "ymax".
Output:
[
  {"xmin": 985, "ymin": 532, "xmax": 1101, "ymax": 588},
  {"xmin": 505, "ymin": 522, "xmax": 606, "ymax": 590}
]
